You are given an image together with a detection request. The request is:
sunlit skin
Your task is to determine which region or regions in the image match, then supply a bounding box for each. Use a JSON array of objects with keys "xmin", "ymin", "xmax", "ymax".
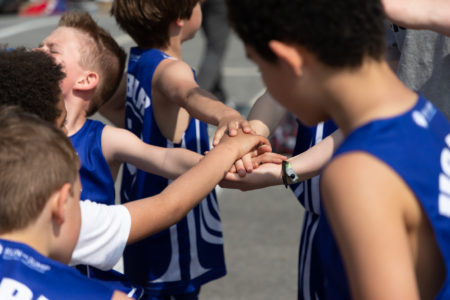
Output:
[{"xmin": 242, "ymin": 36, "xmax": 444, "ymax": 299}]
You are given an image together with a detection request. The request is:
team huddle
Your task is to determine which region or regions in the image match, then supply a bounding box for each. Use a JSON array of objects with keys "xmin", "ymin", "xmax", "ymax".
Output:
[{"xmin": 1, "ymin": 0, "xmax": 450, "ymax": 299}]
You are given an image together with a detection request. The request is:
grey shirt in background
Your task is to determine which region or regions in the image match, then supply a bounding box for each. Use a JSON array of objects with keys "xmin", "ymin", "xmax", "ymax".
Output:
[{"xmin": 386, "ymin": 23, "xmax": 450, "ymax": 119}]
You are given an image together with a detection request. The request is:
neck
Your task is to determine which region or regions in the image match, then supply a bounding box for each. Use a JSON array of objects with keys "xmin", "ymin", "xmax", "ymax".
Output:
[
  {"xmin": 64, "ymin": 92, "xmax": 90, "ymax": 136},
  {"xmin": 319, "ymin": 59, "xmax": 417, "ymax": 135},
  {"xmin": 162, "ymin": 23, "xmax": 184, "ymax": 59},
  {"xmin": 161, "ymin": 39, "xmax": 182, "ymax": 59},
  {"xmin": 0, "ymin": 217, "xmax": 52, "ymax": 258}
]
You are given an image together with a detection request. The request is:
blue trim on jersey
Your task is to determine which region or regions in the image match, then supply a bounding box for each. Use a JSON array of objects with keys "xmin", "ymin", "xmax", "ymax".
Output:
[
  {"xmin": 0, "ymin": 239, "xmax": 114, "ymax": 299},
  {"xmin": 69, "ymin": 119, "xmax": 115, "ymax": 205},
  {"xmin": 290, "ymin": 121, "xmax": 337, "ymax": 300},
  {"xmin": 120, "ymin": 48, "xmax": 226, "ymax": 296},
  {"xmin": 320, "ymin": 95, "xmax": 450, "ymax": 299}
]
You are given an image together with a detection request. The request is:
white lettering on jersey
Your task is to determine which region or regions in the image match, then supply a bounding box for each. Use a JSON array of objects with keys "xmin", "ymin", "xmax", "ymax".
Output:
[
  {"xmin": 0, "ymin": 278, "xmax": 49, "ymax": 300},
  {"xmin": 126, "ymin": 74, "xmax": 151, "ymax": 118},
  {"xmin": 438, "ymin": 134, "xmax": 450, "ymax": 217},
  {"xmin": 0, "ymin": 278, "xmax": 33, "ymax": 300}
]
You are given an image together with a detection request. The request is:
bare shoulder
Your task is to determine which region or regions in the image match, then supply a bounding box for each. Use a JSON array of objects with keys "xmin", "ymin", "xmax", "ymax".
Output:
[
  {"xmin": 154, "ymin": 58, "xmax": 197, "ymax": 92},
  {"xmin": 321, "ymin": 151, "xmax": 414, "ymax": 211}
]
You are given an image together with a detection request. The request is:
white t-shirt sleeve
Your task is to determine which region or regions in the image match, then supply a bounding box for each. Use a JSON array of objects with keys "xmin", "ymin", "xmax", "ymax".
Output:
[{"xmin": 69, "ymin": 200, "xmax": 131, "ymax": 271}]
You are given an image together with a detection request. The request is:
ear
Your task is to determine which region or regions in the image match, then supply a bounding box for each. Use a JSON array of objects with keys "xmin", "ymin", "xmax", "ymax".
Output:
[
  {"xmin": 51, "ymin": 183, "xmax": 72, "ymax": 226},
  {"xmin": 73, "ymin": 71, "xmax": 99, "ymax": 92},
  {"xmin": 268, "ymin": 40, "xmax": 303, "ymax": 77},
  {"xmin": 175, "ymin": 18, "xmax": 185, "ymax": 28}
]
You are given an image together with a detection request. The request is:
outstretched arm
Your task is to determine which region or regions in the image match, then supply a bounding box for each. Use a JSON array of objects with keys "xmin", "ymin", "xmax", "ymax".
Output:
[
  {"xmin": 247, "ymin": 90, "xmax": 287, "ymax": 137},
  {"xmin": 221, "ymin": 129, "xmax": 343, "ymax": 190},
  {"xmin": 232, "ymin": 90, "xmax": 286, "ymax": 174},
  {"xmin": 124, "ymin": 131, "xmax": 270, "ymax": 244},
  {"xmin": 155, "ymin": 59, "xmax": 252, "ymax": 145},
  {"xmin": 382, "ymin": 0, "xmax": 450, "ymax": 36},
  {"xmin": 102, "ymin": 125, "xmax": 203, "ymax": 180}
]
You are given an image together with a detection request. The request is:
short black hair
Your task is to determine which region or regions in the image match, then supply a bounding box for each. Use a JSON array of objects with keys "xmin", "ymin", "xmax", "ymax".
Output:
[
  {"xmin": 0, "ymin": 48, "xmax": 65, "ymax": 123},
  {"xmin": 226, "ymin": 0, "xmax": 386, "ymax": 68}
]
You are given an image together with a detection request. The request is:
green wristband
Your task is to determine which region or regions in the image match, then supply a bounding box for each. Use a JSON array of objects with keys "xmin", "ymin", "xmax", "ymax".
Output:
[{"xmin": 282, "ymin": 160, "xmax": 300, "ymax": 188}]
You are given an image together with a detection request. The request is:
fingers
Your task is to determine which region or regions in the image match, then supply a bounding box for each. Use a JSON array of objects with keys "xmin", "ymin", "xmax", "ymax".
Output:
[
  {"xmin": 234, "ymin": 159, "xmax": 246, "ymax": 177},
  {"xmin": 225, "ymin": 119, "xmax": 254, "ymax": 138},
  {"xmin": 257, "ymin": 143, "xmax": 272, "ymax": 154},
  {"xmin": 252, "ymin": 153, "xmax": 287, "ymax": 166},
  {"xmin": 213, "ymin": 126, "xmax": 226, "ymax": 146},
  {"xmin": 228, "ymin": 164, "xmax": 237, "ymax": 173},
  {"xmin": 241, "ymin": 151, "xmax": 255, "ymax": 173},
  {"xmin": 240, "ymin": 119, "xmax": 253, "ymax": 134},
  {"xmin": 227, "ymin": 120, "xmax": 239, "ymax": 137}
]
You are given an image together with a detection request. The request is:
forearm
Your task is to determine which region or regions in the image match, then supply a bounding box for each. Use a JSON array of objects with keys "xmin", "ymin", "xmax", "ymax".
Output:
[
  {"xmin": 184, "ymin": 87, "xmax": 241, "ymax": 126},
  {"xmin": 247, "ymin": 90, "xmax": 286, "ymax": 137},
  {"xmin": 290, "ymin": 130, "xmax": 342, "ymax": 181},
  {"xmin": 162, "ymin": 148, "xmax": 203, "ymax": 179},
  {"xmin": 125, "ymin": 142, "xmax": 239, "ymax": 243},
  {"xmin": 382, "ymin": 0, "xmax": 450, "ymax": 36}
]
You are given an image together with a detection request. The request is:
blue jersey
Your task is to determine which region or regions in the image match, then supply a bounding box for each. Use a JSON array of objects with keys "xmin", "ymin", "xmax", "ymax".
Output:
[
  {"xmin": 0, "ymin": 239, "xmax": 114, "ymax": 299},
  {"xmin": 120, "ymin": 48, "xmax": 226, "ymax": 296},
  {"xmin": 70, "ymin": 120, "xmax": 143, "ymax": 297},
  {"xmin": 69, "ymin": 119, "xmax": 115, "ymax": 205},
  {"xmin": 290, "ymin": 121, "xmax": 337, "ymax": 300},
  {"xmin": 319, "ymin": 95, "xmax": 450, "ymax": 299}
]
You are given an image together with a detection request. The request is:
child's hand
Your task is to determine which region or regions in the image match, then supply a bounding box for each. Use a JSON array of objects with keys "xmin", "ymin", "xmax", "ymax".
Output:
[
  {"xmin": 219, "ymin": 129, "xmax": 271, "ymax": 160},
  {"xmin": 230, "ymin": 152, "xmax": 287, "ymax": 175},
  {"xmin": 213, "ymin": 113, "xmax": 253, "ymax": 146},
  {"xmin": 220, "ymin": 162, "xmax": 284, "ymax": 191}
]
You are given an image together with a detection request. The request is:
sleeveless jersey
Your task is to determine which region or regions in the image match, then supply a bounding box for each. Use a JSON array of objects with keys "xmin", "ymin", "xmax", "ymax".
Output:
[
  {"xmin": 69, "ymin": 119, "xmax": 115, "ymax": 205},
  {"xmin": 290, "ymin": 121, "xmax": 337, "ymax": 300},
  {"xmin": 319, "ymin": 95, "xmax": 450, "ymax": 299},
  {"xmin": 70, "ymin": 120, "xmax": 140, "ymax": 296},
  {"xmin": 120, "ymin": 48, "xmax": 226, "ymax": 296},
  {"xmin": 0, "ymin": 239, "xmax": 114, "ymax": 299}
]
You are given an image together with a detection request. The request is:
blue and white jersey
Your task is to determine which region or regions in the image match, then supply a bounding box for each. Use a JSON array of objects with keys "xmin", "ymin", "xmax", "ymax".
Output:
[
  {"xmin": 319, "ymin": 95, "xmax": 450, "ymax": 299},
  {"xmin": 71, "ymin": 120, "xmax": 139, "ymax": 296},
  {"xmin": 69, "ymin": 119, "xmax": 115, "ymax": 205},
  {"xmin": 290, "ymin": 121, "xmax": 337, "ymax": 300},
  {"xmin": 0, "ymin": 239, "xmax": 114, "ymax": 299},
  {"xmin": 120, "ymin": 48, "xmax": 226, "ymax": 296}
]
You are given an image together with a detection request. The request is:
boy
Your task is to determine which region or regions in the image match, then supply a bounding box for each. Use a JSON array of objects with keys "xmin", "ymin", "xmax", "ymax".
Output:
[
  {"xmin": 111, "ymin": 1, "xmax": 253, "ymax": 298},
  {"xmin": 222, "ymin": 91, "xmax": 340, "ymax": 300},
  {"xmin": 0, "ymin": 106, "xmax": 129, "ymax": 299},
  {"xmin": 226, "ymin": 0, "xmax": 450, "ymax": 299},
  {"xmin": 0, "ymin": 105, "xmax": 269, "ymax": 299},
  {"xmin": 0, "ymin": 47, "xmax": 66, "ymax": 129},
  {"xmin": 38, "ymin": 12, "xmax": 209, "ymax": 206},
  {"xmin": 0, "ymin": 48, "xmax": 276, "ymax": 292}
]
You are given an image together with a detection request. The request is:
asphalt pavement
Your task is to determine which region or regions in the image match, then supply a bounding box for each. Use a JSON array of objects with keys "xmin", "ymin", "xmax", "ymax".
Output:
[{"xmin": 0, "ymin": 10, "xmax": 304, "ymax": 299}]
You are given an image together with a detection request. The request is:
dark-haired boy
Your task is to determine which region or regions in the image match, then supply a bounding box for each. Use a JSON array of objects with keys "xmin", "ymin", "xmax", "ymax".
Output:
[
  {"xmin": 226, "ymin": 0, "xmax": 450, "ymax": 299},
  {"xmin": 111, "ymin": 1, "xmax": 253, "ymax": 298}
]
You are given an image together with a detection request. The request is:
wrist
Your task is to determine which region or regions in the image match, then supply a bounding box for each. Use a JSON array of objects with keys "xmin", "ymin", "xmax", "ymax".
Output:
[{"xmin": 281, "ymin": 160, "xmax": 300, "ymax": 188}]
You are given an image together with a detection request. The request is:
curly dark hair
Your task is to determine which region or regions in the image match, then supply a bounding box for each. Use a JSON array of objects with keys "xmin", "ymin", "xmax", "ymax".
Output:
[
  {"xmin": 0, "ymin": 48, "xmax": 65, "ymax": 123},
  {"xmin": 226, "ymin": 0, "xmax": 386, "ymax": 68},
  {"xmin": 111, "ymin": 0, "xmax": 201, "ymax": 49}
]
